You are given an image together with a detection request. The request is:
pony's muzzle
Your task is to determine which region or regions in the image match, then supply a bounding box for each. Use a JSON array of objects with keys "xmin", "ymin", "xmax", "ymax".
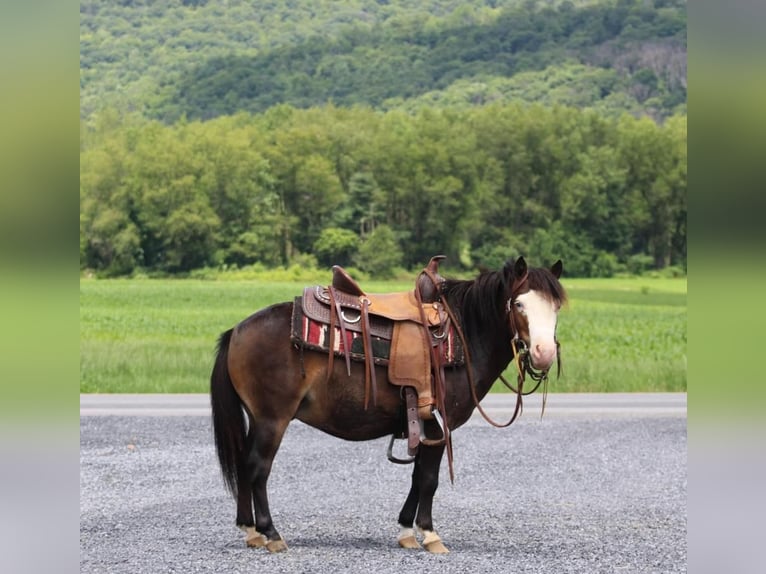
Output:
[{"xmin": 530, "ymin": 343, "xmax": 556, "ymax": 371}]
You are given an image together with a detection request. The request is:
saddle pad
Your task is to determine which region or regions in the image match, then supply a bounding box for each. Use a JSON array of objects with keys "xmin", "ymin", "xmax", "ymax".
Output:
[
  {"xmin": 291, "ymin": 297, "xmax": 464, "ymax": 367},
  {"xmin": 292, "ymin": 297, "xmax": 391, "ymax": 364}
]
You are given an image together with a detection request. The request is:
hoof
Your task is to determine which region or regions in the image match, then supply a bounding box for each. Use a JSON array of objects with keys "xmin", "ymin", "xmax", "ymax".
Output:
[
  {"xmin": 266, "ymin": 538, "xmax": 288, "ymax": 553},
  {"xmin": 240, "ymin": 526, "xmax": 267, "ymax": 548},
  {"xmin": 398, "ymin": 535, "xmax": 421, "ymax": 549},
  {"xmin": 422, "ymin": 531, "xmax": 449, "ymax": 554},
  {"xmin": 246, "ymin": 535, "xmax": 267, "ymax": 548},
  {"xmin": 424, "ymin": 540, "xmax": 449, "ymax": 554}
]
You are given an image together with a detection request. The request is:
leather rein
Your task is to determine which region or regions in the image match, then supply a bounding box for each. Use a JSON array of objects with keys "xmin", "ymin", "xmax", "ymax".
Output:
[{"xmin": 421, "ymin": 267, "xmax": 560, "ymax": 428}]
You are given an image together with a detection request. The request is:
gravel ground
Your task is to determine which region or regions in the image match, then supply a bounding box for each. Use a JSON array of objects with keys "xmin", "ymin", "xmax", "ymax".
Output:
[{"xmin": 80, "ymin": 414, "xmax": 686, "ymax": 573}]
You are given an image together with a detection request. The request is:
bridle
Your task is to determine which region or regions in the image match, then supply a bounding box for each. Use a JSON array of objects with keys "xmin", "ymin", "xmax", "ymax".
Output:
[
  {"xmin": 419, "ymin": 266, "xmax": 562, "ymax": 430},
  {"xmin": 498, "ymin": 270, "xmax": 563, "ymax": 419},
  {"xmin": 489, "ymin": 270, "xmax": 563, "ymax": 424}
]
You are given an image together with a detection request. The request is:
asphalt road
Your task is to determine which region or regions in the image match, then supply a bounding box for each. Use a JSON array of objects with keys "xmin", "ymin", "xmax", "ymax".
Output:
[{"xmin": 80, "ymin": 394, "xmax": 686, "ymax": 573}]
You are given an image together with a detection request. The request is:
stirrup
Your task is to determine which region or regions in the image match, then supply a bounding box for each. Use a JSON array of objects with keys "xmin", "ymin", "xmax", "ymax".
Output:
[
  {"xmin": 420, "ymin": 408, "xmax": 447, "ymax": 447},
  {"xmin": 387, "ymin": 434, "xmax": 416, "ymax": 464}
]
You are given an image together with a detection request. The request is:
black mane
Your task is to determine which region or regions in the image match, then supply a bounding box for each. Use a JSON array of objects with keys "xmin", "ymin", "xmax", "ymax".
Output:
[
  {"xmin": 439, "ymin": 264, "xmax": 567, "ymax": 339},
  {"xmin": 440, "ymin": 269, "xmax": 509, "ymax": 338}
]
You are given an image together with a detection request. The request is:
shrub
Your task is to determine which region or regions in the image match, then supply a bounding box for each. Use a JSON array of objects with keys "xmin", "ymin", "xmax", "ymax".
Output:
[
  {"xmin": 313, "ymin": 227, "xmax": 359, "ymax": 267},
  {"xmin": 626, "ymin": 253, "xmax": 655, "ymax": 275},
  {"xmin": 354, "ymin": 225, "xmax": 403, "ymax": 278}
]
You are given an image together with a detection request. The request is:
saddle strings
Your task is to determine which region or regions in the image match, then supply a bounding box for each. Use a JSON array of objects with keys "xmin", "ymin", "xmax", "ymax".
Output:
[
  {"xmin": 413, "ymin": 278, "xmax": 454, "ymax": 482},
  {"xmin": 326, "ymin": 286, "xmax": 353, "ymax": 382}
]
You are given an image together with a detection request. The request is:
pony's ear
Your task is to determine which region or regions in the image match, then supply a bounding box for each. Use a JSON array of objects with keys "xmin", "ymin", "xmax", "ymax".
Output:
[
  {"xmin": 551, "ymin": 259, "xmax": 563, "ymax": 279},
  {"xmin": 514, "ymin": 256, "xmax": 527, "ymax": 278}
]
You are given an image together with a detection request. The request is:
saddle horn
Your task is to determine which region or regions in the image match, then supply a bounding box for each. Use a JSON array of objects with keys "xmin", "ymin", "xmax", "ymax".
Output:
[{"xmin": 416, "ymin": 255, "xmax": 446, "ymax": 304}]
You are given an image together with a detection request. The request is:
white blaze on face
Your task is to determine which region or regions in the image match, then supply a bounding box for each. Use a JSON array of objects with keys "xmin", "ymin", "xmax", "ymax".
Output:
[{"xmin": 514, "ymin": 289, "xmax": 559, "ymax": 370}]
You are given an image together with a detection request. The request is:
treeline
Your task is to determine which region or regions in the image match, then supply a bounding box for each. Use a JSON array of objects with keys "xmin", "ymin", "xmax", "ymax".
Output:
[
  {"xmin": 80, "ymin": 0, "xmax": 686, "ymax": 121},
  {"xmin": 80, "ymin": 104, "xmax": 686, "ymax": 278}
]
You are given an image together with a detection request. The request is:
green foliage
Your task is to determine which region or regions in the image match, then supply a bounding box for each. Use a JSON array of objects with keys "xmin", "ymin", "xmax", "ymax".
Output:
[
  {"xmin": 491, "ymin": 275, "xmax": 687, "ymax": 392},
  {"xmin": 80, "ymin": 276, "xmax": 686, "ymax": 393},
  {"xmin": 527, "ymin": 223, "xmax": 620, "ymax": 277},
  {"xmin": 400, "ymin": 63, "xmax": 640, "ymax": 118},
  {"xmin": 626, "ymin": 253, "xmax": 655, "ymax": 275},
  {"xmin": 161, "ymin": 199, "xmax": 220, "ymax": 272},
  {"xmin": 80, "ymin": 0, "xmax": 686, "ymax": 122},
  {"xmin": 226, "ymin": 230, "xmax": 282, "ymax": 267},
  {"xmin": 82, "ymin": 207, "xmax": 143, "ymax": 277},
  {"xmin": 80, "ymin": 104, "xmax": 686, "ymax": 277},
  {"xmin": 79, "ymin": 1, "xmax": 686, "ymax": 279},
  {"xmin": 355, "ymin": 225, "xmax": 404, "ymax": 278},
  {"xmin": 313, "ymin": 227, "xmax": 359, "ymax": 267},
  {"xmin": 470, "ymin": 238, "xmax": 526, "ymax": 271}
]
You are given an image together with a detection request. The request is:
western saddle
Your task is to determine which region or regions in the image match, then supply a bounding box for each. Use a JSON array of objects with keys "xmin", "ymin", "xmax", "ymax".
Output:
[{"xmin": 294, "ymin": 256, "xmax": 454, "ymax": 463}]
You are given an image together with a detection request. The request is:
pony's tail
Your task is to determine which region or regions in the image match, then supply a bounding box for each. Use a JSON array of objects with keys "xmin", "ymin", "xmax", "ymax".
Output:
[{"xmin": 210, "ymin": 328, "xmax": 244, "ymax": 497}]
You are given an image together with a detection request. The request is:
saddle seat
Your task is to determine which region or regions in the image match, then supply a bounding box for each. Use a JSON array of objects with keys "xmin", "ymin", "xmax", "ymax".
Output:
[
  {"xmin": 310, "ymin": 281, "xmax": 444, "ymax": 326},
  {"xmin": 327, "ymin": 260, "xmax": 446, "ymax": 325}
]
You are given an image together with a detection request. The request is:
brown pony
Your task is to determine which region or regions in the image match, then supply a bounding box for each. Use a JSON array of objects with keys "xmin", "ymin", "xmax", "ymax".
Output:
[{"xmin": 210, "ymin": 256, "xmax": 566, "ymax": 553}]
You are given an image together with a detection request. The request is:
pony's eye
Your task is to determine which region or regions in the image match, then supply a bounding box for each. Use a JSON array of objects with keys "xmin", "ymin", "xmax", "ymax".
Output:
[{"xmin": 514, "ymin": 301, "xmax": 524, "ymax": 310}]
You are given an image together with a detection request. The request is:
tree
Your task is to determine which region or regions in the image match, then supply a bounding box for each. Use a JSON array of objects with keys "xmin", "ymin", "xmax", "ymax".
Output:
[
  {"xmin": 83, "ymin": 208, "xmax": 142, "ymax": 276},
  {"xmin": 354, "ymin": 225, "xmax": 403, "ymax": 278},
  {"xmin": 617, "ymin": 114, "xmax": 686, "ymax": 268},
  {"xmin": 347, "ymin": 171, "xmax": 385, "ymax": 236},
  {"xmin": 79, "ymin": 102, "xmax": 685, "ymax": 277},
  {"xmin": 162, "ymin": 200, "xmax": 220, "ymax": 272},
  {"xmin": 313, "ymin": 227, "xmax": 359, "ymax": 267}
]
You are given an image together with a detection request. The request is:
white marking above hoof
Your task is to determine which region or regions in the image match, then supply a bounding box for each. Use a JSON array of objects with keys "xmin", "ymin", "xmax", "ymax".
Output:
[
  {"xmin": 266, "ymin": 537, "xmax": 288, "ymax": 553},
  {"xmin": 398, "ymin": 527, "xmax": 421, "ymax": 549},
  {"xmin": 240, "ymin": 526, "xmax": 267, "ymax": 548},
  {"xmin": 422, "ymin": 530, "xmax": 449, "ymax": 554}
]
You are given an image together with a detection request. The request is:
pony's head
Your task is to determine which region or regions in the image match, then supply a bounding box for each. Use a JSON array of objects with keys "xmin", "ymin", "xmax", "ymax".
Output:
[{"xmin": 504, "ymin": 257, "xmax": 567, "ymax": 372}]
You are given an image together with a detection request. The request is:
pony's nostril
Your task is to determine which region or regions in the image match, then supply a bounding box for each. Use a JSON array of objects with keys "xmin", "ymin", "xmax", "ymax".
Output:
[{"xmin": 532, "ymin": 344, "xmax": 555, "ymax": 366}]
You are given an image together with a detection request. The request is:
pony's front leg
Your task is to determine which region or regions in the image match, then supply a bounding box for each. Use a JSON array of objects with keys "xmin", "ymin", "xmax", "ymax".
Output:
[
  {"xmin": 397, "ymin": 459, "xmax": 421, "ymax": 549},
  {"xmin": 397, "ymin": 441, "xmax": 449, "ymax": 553},
  {"xmin": 413, "ymin": 442, "xmax": 449, "ymax": 553}
]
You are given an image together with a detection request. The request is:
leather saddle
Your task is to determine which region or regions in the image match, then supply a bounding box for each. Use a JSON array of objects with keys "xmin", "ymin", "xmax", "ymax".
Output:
[{"xmin": 291, "ymin": 256, "xmax": 453, "ymax": 459}]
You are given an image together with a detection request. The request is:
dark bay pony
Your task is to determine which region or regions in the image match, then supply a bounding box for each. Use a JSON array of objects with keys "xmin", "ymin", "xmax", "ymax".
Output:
[{"xmin": 210, "ymin": 256, "xmax": 566, "ymax": 553}]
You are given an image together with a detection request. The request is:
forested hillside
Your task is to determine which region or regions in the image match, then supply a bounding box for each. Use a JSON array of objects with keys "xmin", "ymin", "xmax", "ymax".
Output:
[
  {"xmin": 80, "ymin": 0, "xmax": 686, "ymax": 278},
  {"xmin": 80, "ymin": 0, "xmax": 686, "ymax": 121}
]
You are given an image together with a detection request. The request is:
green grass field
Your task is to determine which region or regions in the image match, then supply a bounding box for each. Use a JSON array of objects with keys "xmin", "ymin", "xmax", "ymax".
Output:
[{"xmin": 80, "ymin": 277, "xmax": 686, "ymax": 394}]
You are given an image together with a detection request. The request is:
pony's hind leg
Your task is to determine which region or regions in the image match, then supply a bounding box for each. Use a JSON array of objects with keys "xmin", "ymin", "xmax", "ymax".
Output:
[
  {"xmin": 242, "ymin": 415, "xmax": 292, "ymax": 553},
  {"xmin": 226, "ymin": 306, "xmax": 306, "ymax": 553},
  {"xmin": 236, "ymin": 432, "xmax": 267, "ymax": 548}
]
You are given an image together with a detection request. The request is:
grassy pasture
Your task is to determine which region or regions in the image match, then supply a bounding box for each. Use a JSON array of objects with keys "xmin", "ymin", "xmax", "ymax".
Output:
[
  {"xmin": 541, "ymin": 277, "xmax": 687, "ymax": 393},
  {"xmin": 80, "ymin": 277, "xmax": 686, "ymax": 394}
]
